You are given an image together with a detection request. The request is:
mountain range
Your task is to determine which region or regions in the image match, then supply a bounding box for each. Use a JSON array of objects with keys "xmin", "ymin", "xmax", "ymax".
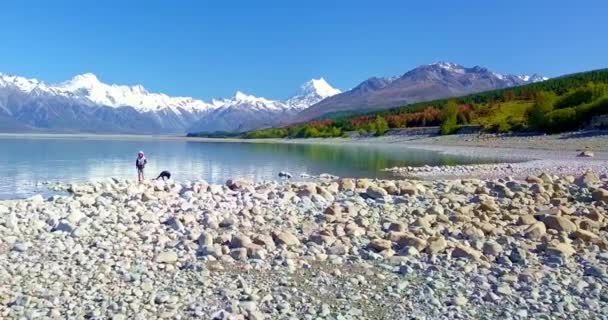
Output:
[
  {"xmin": 0, "ymin": 73, "xmax": 339, "ymax": 134},
  {"xmin": 293, "ymin": 62, "xmax": 547, "ymax": 122},
  {"xmin": 0, "ymin": 62, "xmax": 546, "ymax": 134}
]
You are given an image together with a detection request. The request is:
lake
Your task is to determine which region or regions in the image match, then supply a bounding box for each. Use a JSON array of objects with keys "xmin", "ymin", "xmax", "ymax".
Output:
[{"xmin": 0, "ymin": 135, "xmax": 501, "ymax": 199}]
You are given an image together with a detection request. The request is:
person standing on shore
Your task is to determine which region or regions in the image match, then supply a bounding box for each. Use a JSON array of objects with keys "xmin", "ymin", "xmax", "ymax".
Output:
[{"xmin": 136, "ymin": 151, "xmax": 147, "ymax": 184}]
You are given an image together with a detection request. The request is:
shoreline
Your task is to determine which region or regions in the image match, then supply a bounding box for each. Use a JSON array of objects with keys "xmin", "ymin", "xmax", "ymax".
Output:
[
  {"xmin": 2, "ymin": 130, "xmax": 608, "ymax": 187},
  {"xmin": 3, "ymin": 130, "xmax": 608, "ymax": 151}
]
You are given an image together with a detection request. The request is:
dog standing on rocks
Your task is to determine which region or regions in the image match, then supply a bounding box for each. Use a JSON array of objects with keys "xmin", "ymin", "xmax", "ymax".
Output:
[{"xmin": 156, "ymin": 170, "xmax": 172, "ymax": 181}]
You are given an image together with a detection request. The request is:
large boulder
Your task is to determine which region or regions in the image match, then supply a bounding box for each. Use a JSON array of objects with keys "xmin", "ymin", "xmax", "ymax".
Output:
[
  {"xmin": 541, "ymin": 215, "xmax": 577, "ymax": 233},
  {"xmin": 546, "ymin": 243, "xmax": 576, "ymax": 257},
  {"xmin": 388, "ymin": 232, "xmax": 427, "ymax": 251},
  {"xmin": 451, "ymin": 244, "xmax": 483, "ymax": 261},
  {"xmin": 338, "ymin": 179, "xmax": 356, "ymax": 192},
  {"xmin": 575, "ymin": 171, "xmax": 600, "ymax": 188},
  {"xmin": 517, "ymin": 214, "xmax": 537, "ymax": 226},
  {"xmin": 426, "ymin": 237, "xmax": 447, "ymax": 254},
  {"xmin": 272, "ymin": 231, "xmax": 300, "ymax": 247},
  {"xmin": 297, "ymin": 183, "xmax": 317, "ymax": 197},
  {"xmin": 356, "ymin": 179, "xmax": 372, "ymax": 190},
  {"xmin": 369, "ymin": 238, "xmax": 392, "ymax": 251},
  {"xmin": 66, "ymin": 210, "xmax": 86, "ymax": 225},
  {"xmin": 577, "ymin": 150, "xmax": 595, "ymax": 157},
  {"xmin": 230, "ymin": 234, "xmax": 252, "ymax": 248},
  {"xmin": 573, "ymin": 229, "xmax": 599, "ymax": 242},
  {"xmin": 397, "ymin": 181, "xmax": 418, "ymax": 196},
  {"xmin": 156, "ymin": 251, "xmax": 178, "ymax": 263},
  {"xmin": 142, "ymin": 192, "xmax": 157, "ymax": 202},
  {"xmin": 226, "ymin": 178, "xmax": 254, "ymax": 191},
  {"xmin": 365, "ymin": 185, "xmax": 388, "ymax": 199},
  {"xmin": 524, "ymin": 222, "xmax": 547, "ymax": 240}
]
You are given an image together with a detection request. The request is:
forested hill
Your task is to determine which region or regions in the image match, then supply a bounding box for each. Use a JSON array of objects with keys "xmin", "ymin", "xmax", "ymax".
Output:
[{"xmin": 241, "ymin": 68, "xmax": 608, "ymax": 139}]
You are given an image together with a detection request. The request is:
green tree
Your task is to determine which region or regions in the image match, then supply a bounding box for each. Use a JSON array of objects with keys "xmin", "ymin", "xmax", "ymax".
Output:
[
  {"xmin": 302, "ymin": 126, "xmax": 320, "ymax": 138},
  {"xmin": 374, "ymin": 116, "xmax": 389, "ymax": 136},
  {"xmin": 440, "ymin": 100, "xmax": 458, "ymax": 135},
  {"xmin": 527, "ymin": 91, "xmax": 557, "ymax": 129}
]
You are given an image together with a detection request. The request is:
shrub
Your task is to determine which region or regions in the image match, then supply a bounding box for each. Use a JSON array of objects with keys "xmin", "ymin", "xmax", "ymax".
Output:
[
  {"xmin": 554, "ymin": 87, "xmax": 594, "ymax": 109},
  {"xmin": 576, "ymin": 96, "xmax": 608, "ymax": 123},
  {"xmin": 496, "ymin": 119, "xmax": 512, "ymax": 133},
  {"xmin": 542, "ymin": 107, "xmax": 578, "ymax": 133}
]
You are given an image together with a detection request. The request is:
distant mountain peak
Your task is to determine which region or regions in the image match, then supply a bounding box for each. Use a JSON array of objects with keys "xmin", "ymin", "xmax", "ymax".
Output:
[
  {"xmin": 517, "ymin": 73, "xmax": 549, "ymax": 82},
  {"xmin": 233, "ymin": 90, "xmax": 254, "ymax": 101},
  {"xmin": 286, "ymin": 78, "xmax": 340, "ymax": 110},
  {"xmin": 296, "ymin": 78, "xmax": 341, "ymax": 98},
  {"xmin": 229, "ymin": 91, "xmax": 277, "ymax": 106},
  {"xmin": 65, "ymin": 72, "xmax": 101, "ymax": 87},
  {"xmin": 429, "ymin": 61, "xmax": 464, "ymax": 70}
]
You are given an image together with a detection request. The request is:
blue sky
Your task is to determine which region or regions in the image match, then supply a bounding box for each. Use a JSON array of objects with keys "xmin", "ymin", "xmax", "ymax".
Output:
[{"xmin": 0, "ymin": 0, "xmax": 606, "ymax": 100}]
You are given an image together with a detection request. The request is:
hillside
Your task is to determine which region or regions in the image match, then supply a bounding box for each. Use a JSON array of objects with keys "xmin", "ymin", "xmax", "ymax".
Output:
[
  {"xmin": 244, "ymin": 68, "xmax": 608, "ymax": 139},
  {"xmin": 290, "ymin": 62, "xmax": 546, "ymax": 123}
]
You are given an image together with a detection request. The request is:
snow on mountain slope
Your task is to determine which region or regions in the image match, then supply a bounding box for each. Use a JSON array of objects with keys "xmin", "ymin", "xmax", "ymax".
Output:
[
  {"xmin": 286, "ymin": 78, "xmax": 341, "ymax": 110},
  {"xmin": 0, "ymin": 74, "xmax": 46, "ymax": 93},
  {"xmin": 187, "ymin": 91, "xmax": 294, "ymax": 133},
  {"xmin": 0, "ymin": 72, "xmax": 216, "ymax": 113},
  {"xmin": 0, "ymin": 71, "xmax": 341, "ymax": 134},
  {"xmin": 0, "ymin": 72, "xmax": 218, "ymax": 133},
  {"xmin": 188, "ymin": 78, "xmax": 341, "ymax": 133},
  {"xmin": 54, "ymin": 73, "xmax": 217, "ymax": 113}
]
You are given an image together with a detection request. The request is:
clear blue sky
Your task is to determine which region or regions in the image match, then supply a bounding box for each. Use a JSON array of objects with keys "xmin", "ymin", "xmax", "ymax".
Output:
[{"xmin": 0, "ymin": 0, "xmax": 606, "ymax": 100}]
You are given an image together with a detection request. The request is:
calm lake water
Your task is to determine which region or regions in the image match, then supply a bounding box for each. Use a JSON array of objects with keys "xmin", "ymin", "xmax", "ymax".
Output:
[{"xmin": 0, "ymin": 135, "xmax": 501, "ymax": 199}]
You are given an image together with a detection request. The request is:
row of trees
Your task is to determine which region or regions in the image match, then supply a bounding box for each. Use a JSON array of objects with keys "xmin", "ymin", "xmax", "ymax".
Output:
[{"xmin": 244, "ymin": 116, "xmax": 390, "ymax": 139}]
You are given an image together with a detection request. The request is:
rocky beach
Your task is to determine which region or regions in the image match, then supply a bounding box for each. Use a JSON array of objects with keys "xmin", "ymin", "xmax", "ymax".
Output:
[
  {"xmin": 2, "ymin": 132, "xmax": 608, "ymax": 319},
  {"xmin": 2, "ymin": 163, "xmax": 608, "ymax": 319}
]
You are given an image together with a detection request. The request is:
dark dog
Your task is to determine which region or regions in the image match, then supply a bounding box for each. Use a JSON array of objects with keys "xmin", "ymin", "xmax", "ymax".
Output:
[
  {"xmin": 278, "ymin": 171, "xmax": 293, "ymax": 179},
  {"xmin": 156, "ymin": 170, "xmax": 172, "ymax": 181}
]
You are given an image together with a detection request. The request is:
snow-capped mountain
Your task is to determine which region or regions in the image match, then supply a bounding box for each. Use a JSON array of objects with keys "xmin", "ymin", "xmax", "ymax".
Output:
[
  {"xmin": 187, "ymin": 91, "xmax": 294, "ymax": 133},
  {"xmin": 0, "ymin": 72, "xmax": 216, "ymax": 113},
  {"xmin": 0, "ymin": 72, "xmax": 340, "ymax": 134},
  {"xmin": 188, "ymin": 79, "xmax": 341, "ymax": 133},
  {"xmin": 286, "ymin": 78, "xmax": 341, "ymax": 110},
  {"xmin": 293, "ymin": 62, "xmax": 547, "ymax": 122}
]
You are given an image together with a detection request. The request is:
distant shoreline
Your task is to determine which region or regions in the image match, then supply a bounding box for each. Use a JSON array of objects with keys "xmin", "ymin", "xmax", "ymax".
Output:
[
  {"xmin": 1, "ymin": 130, "xmax": 608, "ymax": 192},
  {"xmin": 3, "ymin": 130, "xmax": 608, "ymax": 156}
]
